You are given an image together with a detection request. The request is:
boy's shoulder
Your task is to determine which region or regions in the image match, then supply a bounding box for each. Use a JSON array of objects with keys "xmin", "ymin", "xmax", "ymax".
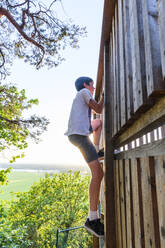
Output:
[{"xmin": 78, "ymin": 88, "xmax": 91, "ymax": 96}]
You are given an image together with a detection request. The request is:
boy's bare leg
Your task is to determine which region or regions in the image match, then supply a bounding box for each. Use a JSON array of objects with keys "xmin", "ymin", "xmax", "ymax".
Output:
[
  {"xmin": 84, "ymin": 159, "xmax": 104, "ymax": 237},
  {"xmin": 91, "ymin": 119, "xmax": 102, "ymax": 150},
  {"xmin": 88, "ymin": 159, "xmax": 104, "ymax": 211}
]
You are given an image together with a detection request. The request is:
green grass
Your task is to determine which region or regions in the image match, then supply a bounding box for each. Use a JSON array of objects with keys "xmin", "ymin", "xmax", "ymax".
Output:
[{"xmin": 0, "ymin": 171, "xmax": 46, "ymax": 201}]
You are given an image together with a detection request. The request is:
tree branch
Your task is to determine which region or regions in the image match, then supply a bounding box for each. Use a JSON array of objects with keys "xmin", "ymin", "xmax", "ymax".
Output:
[
  {"xmin": 0, "ymin": 7, "xmax": 45, "ymax": 66},
  {"xmin": 0, "ymin": 48, "xmax": 5, "ymax": 68},
  {"xmin": 0, "ymin": 115, "xmax": 19, "ymax": 125},
  {"xmin": 48, "ymin": 0, "xmax": 58, "ymax": 11},
  {"xmin": 6, "ymin": 0, "xmax": 29, "ymax": 8}
]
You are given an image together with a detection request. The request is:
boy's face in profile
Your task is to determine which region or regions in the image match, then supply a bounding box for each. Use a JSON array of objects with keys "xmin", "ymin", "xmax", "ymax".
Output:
[{"xmin": 84, "ymin": 81, "xmax": 95, "ymax": 96}]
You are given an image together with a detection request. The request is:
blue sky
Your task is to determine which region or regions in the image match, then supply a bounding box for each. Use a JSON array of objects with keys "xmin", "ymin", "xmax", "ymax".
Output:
[{"xmin": 2, "ymin": 0, "xmax": 104, "ymax": 167}]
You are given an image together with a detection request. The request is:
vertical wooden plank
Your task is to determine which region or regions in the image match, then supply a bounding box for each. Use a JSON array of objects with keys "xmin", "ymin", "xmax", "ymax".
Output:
[
  {"xmin": 112, "ymin": 17, "xmax": 117, "ymax": 136},
  {"xmin": 125, "ymin": 159, "xmax": 133, "ymax": 248},
  {"xmin": 129, "ymin": 0, "xmax": 147, "ymax": 112},
  {"xmin": 130, "ymin": 158, "xmax": 142, "ymax": 247},
  {"xmin": 145, "ymin": 133, "xmax": 149, "ymax": 144},
  {"xmin": 157, "ymin": 0, "xmax": 165, "ymax": 79},
  {"xmin": 141, "ymin": 0, "xmax": 163, "ymax": 96},
  {"xmin": 156, "ymin": 128, "xmax": 160, "ymax": 140},
  {"xmin": 155, "ymin": 155, "xmax": 165, "ymax": 248},
  {"xmin": 137, "ymin": 158, "xmax": 145, "ymax": 248},
  {"xmin": 100, "ymin": 162, "xmax": 105, "ymax": 214},
  {"xmin": 129, "ymin": 159, "xmax": 135, "ymax": 248},
  {"xmin": 110, "ymin": 32, "xmax": 114, "ymax": 137},
  {"xmin": 139, "ymin": 136, "xmax": 143, "ymax": 146},
  {"xmin": 118, "ymin": 0, "xmax": 127, "ymax": 127},
  {"xmin": 119, "ymin": 160, "xmax": 127, "ymax": 248},
  {"xmin": 150, "ymin": 130, "xmax": 155, "ymax": 142},
  {"xmin": 140, "ymin": 157, "xmax": 156, "ymax": 248},
  {"xmin": 149, "ymin": 157, "xmax": 161, "ymax": 248},
  {"xmin": 115, "ymin": 4, "xmax": 121, "ymax": 131},
  {"xmin": 128, "ymin": 142, "xmax": 132, "ymax": 150},
  {"xmin": 160, "ymin": 124, "xmax": 165, "ymax": 138},
  {"xmin": 99, "ymin": 114, "xmax": 104, "ymax": 150},
  {"xmin": 123, "ymin": 0, "xmax": 134, "ymax": 119},
  {"xmin": 114, "ymin": 160, "xmax": 122, "ymax": 248},
  {"xmin": 104, "ymin": 40, "xmax": 116, "ymax": 248}
]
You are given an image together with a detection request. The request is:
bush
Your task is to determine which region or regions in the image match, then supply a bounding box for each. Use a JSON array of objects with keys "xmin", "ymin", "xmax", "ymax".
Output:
[{"xmin": 0, "ymin": 171, "xmax": 92, "ymax": 248}]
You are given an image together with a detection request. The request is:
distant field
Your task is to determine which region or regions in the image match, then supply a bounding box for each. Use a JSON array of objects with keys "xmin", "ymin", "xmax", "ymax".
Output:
[{"xmin": 0, "ymin": 171, "xmax": 46, "ymax": 201}]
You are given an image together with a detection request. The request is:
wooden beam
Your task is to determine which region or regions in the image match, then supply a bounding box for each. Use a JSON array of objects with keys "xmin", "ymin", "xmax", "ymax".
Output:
[
  {"xmin": 115, "ymin": 137, "xmax": 165, "ymax": 160},
  {"xmin": 114, "ymin": 96, "xmax": 165, "ymax": 147},
  {"xmin": 95, "ymin": 0, "xmax": 115, "ymax": 101},
  {"xmin": 104, "ymin": 40, "xmax": 116, "ymax": 248},
  {"xmin": 157, "ymin": 0, "xmax": 165, "ymax": 79},
  {"xmin": 155, "ymin": 155, "xmax": 165, "ymax": 248}
]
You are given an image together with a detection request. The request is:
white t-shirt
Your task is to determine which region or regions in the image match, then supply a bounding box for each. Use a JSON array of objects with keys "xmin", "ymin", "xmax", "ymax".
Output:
[{"xmin": 65, "ymin": 88, "xmax": 93, "ymax": 136}]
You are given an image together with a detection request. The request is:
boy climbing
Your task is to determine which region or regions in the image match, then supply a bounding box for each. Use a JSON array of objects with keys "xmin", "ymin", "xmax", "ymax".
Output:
[{"xmin": 65, "ymin": 76, "xmax": 104, "ymax": 237}]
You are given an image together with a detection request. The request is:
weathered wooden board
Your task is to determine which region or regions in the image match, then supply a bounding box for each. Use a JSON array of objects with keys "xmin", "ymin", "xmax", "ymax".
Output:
[
  {"xmin": 104, "ymin": 40, "xmax": 116, "ymax": 248},
  {"xmin": 130, "ymin": 158, "xmax": 142, "ymax": 247},
  {"xmin": 128, "ymin": 0, "xmax": 147, "ymax": 113},
  {"xmin": 140, "ymin": 157, "xmax": 156, "ymax": 247},
  {"xmin": 141, "ymin": 0, "xmax": 163, "ymax": 96},
  {"xmin": 155, "ymin": 155, "xmax": 165, "ymax": 248},
  {"xmin": 114, "ymin": 160, "xmax": 122, "ymax": 248},
  {"xmin": 99, "ymin": 162, "xmax": 105, "ymax": 214},
  {"xmin": 119, "ymin": 160, "xmax": 127, "ymax": 248},
  {"xmin": 161, "ymin": 125, "xmax": 165, "ymax": 138},
  {"xmin": 110, "ymin": 34, "xmax": 115, "ymax": 137},
  {"xmin": 112, "ymin": 17, "xmax": 118, "ymax": 136},
  {"xmin": 118, "ymin": 0, "xmax": 127, "ymax": 127},
  {"xmin": 123, "ymin": 0, "xmax": 134, "ymax": 120},
  {"xmin": 115, "ymin": 137, "xmax": 165, "ymax": 160},
  {"xmin": 157, "ymin": 0, "xmax": 165, "ymax": 79},
  {"xmin": 115, "ymin": 4, "xmax": 121, "ymax": 131},
  {"xmin": 115, "ymin": 96, "xmax": 165, "ymax": 148},
  {"xmin": 150, "ymin": 130, "xmax": 155, "ymax": 142},
  {"xmin": 125, "ymin": 159, "xmax": 133, "ymax": 248}
]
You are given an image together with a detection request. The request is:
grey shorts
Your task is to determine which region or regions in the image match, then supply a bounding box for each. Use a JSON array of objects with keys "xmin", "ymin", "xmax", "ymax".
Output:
[{"xmin": 68, "ymin": 134, "xmax": 98, "ymax": 163}]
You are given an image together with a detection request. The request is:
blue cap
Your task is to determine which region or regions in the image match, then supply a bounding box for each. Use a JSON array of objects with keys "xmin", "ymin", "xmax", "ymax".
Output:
[{"xmin": 75, "ymin": 76, "xmax": 93, "ymax": 91}]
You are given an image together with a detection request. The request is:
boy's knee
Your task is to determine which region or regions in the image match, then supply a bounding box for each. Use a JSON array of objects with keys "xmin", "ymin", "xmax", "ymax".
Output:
[
  {"xmin": 98, "ymin": 119, "xmax": 102, "ymax": 127},
  {"xmin": 96, "ymin": 119, "xmax": 102, "ymax": 131},
  {"xmin": 95, "ymin": 166, "xmax": 104, "ymax": 181}
]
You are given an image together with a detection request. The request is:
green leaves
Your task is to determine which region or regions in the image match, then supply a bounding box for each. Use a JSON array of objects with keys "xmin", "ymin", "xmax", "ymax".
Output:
[
  {"xmin": 0, "ymin": 171, "xmax": 92, "ymax": 247},
  {"xmin": 0, "ymin": 167, "xmax": 12, "ymax": 186},
  {"xmin": 0, "ymin": 83, "xmax": 49, "ymax": 166},
  {"xmin": 0, "ymin": 0, "xmax": 87, "ymax": 78}
]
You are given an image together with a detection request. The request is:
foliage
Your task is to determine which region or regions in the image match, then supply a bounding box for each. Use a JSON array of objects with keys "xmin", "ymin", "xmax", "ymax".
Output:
[
  {"xmin": 0, "ymin": 83, "xmax": 49, "ymax": 185},
  {"xmin": 0, "ymin": 171, "xmax": 92, "ymax": 248},
  {"xmin": 0, "ymin": 167, "xmax": 12, "ymax": 186},
  {"xmin": 0, "ymin": 83, "xmax": 49, "ymax": 164},
  {"xmin": 0, "ymin": 0, "xmax": 87, "ymax": 78}
]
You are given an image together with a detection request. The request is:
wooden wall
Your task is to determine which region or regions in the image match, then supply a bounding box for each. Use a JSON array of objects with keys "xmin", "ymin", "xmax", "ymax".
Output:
[
  {"xmin": 108, "ymin": 0, "xmax": 165, "ymax": 137},
  {"xmin": 96, "ymin": 0, "xmax": 165, "ymax": 247},
  {"xmin": 114, "ymin": 137, "xmax": 165, "ymax": 248}
]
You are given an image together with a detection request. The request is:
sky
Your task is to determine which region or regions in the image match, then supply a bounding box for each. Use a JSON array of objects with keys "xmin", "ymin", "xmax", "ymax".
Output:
[{"xmin": 1, "ymin": 0, "xmax": 104, "ymax": 167}]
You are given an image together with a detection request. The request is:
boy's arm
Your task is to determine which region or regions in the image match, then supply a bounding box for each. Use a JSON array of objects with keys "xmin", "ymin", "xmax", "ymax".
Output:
[{"xmin": 88, "ymin": 93, "xmax": 104, "ymax": 114}]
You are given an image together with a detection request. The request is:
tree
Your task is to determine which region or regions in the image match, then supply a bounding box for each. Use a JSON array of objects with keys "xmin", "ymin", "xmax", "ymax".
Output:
[
  {"xmin": 0, "ymin": 0, "xmax": 86, "ymax": 182},
  {"xmin": 0, "ymin": 83, "xmax": 49, "ymax": 183},
  {"xmin": 0, "ymin": 84, "xmax": 49, "ymax": 153},
  {"xmin": 0, "ymin": 171, "xmax": 93, "ymax": 248},
  {"xmin": 0, "ymin": 0, "xmax": 86, "ymax": 78}
]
